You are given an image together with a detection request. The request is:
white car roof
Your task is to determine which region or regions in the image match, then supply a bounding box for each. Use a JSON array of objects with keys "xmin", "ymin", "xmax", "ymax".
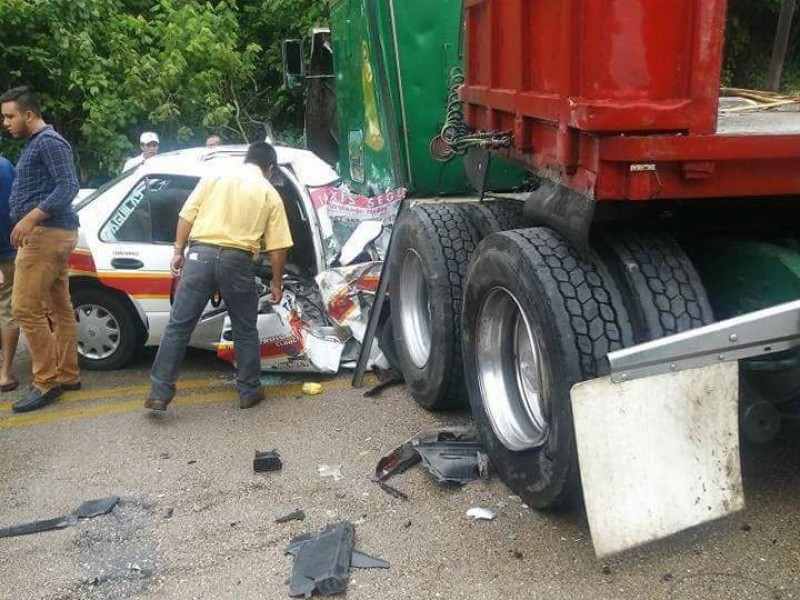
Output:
[{"xmin": 131, "ymin": 145, "xmax": 340, "ymax": 188}]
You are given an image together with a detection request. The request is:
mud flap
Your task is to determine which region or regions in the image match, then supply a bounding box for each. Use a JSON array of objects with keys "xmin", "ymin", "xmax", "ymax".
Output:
[{"xmin": 570, "ymin": 362, "xmax": 744, "ymax": 558}]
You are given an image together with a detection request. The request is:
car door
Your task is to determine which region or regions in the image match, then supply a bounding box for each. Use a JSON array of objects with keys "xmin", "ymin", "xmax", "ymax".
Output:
[{"xmin": 94, "ymin": 174, "xmax": 198, "ymax": 345}]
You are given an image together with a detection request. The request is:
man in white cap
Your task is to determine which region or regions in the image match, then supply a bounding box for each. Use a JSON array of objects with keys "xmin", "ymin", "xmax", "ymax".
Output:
[{"xmin": 123, "ymin": 131, "xmax": 160, "ymax": 171}]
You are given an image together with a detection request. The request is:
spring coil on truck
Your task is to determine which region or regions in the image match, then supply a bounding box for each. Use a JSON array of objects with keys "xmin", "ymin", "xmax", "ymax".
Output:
[{"xmin": 430, "ymin": 68, "xmax": 513, "ymax": 162}]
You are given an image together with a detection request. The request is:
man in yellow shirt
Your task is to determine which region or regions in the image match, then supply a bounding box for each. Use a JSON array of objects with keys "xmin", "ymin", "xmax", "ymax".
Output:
[{"xmin": 146, "ymin": 142, "xmax": 293, "ymax": 411}]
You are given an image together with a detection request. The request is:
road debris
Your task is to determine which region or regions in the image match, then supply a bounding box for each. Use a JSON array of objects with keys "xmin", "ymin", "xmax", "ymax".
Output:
[
  {"xmin": 285, "ymin": 521, "xmax": 389, "ymax": 598},
  {"xmin": 466, "ymin": 508, "xmax": 497, "ymax": 521},
  {"xmin": 374, "ymin": 427, "xmax": 489, "ymax": 491},
  {"xmin": 376, "ymin": 481, "xmax": 409, "ymax": 501},
  {"xmin": 276, "ymin": 509, "xmax": 307, "ymax": 524},
  {"xmin": 317, "ymin": 464, "xmax": 344, "ymax": 481},
  {"xmin": 417, "ymin": 440, "xmax": 489, "ymax": 484},
  {"xmin": 362, "ymin": 368, "xmax": 404, "ymax": 398},
  {"xmin": 302, "ymin": 382, "xmax": 323, "ymax": 396},
  {"xmin": 253, "ymin": 450, "xmax": 283, "ymax": 472},
  {"xmin": 0, "ymin": 496, "xmax": 120, "ymax": 539}
]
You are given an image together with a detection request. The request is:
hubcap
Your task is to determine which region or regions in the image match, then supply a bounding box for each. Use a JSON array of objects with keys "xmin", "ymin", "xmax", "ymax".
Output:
[
  {"xmin": 75, "ymin": 304, "xmax": 121, "ymax": 360},
  {"xmin": 476, "ymin": 287, "xmax": 549, "ymax": 451},
  {"xmin": 398, "ymin": 249, "xmax": 432, "ymax": 369}
]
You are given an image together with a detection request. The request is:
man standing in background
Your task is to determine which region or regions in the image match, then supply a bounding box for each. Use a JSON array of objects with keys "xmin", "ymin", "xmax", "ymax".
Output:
[
  {"xmin": 0, "ymin": 156, "xmax": 20, "ymax": 393},
  {"xmin": 206, "ymin": 134, "xmax": 221, "ymax": 148},
  {"xmin": 0, "ymin": 87, "xmax": 81, "ymax": 412},
  {"xmin": 123, "ymin": 130, "xmax": 159, "ymax": 171}
]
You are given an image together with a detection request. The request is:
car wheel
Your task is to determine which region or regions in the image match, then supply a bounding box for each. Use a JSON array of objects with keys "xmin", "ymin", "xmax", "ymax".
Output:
[{"xmin": 72, "ymin": 288, "xmax": 140, "ymax": 370}]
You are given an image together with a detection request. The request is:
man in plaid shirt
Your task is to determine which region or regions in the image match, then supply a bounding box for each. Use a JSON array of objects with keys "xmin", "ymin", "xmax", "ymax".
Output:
[{"xmin": 0, "ymin": 87, "xmax": 81, "ymax": 412}]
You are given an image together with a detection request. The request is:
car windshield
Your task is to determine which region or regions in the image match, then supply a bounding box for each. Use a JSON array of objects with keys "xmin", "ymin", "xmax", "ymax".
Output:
[{"xmin": 73, "ymin": 170, "xmax": 136, "ymax": 212}]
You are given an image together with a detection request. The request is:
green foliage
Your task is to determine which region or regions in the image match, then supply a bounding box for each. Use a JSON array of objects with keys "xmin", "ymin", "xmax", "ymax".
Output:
[
  {"xmin": 0, "ymin": 0, "xmax": 328, "ymax": 183},
  {"xmin": 725, "ymin": 0, "xmax": 800, "ymax": 92}
]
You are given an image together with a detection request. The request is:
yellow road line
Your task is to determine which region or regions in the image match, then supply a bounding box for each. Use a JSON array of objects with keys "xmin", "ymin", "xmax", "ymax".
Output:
[
  {"xmin": 0, "ymin": 376, "xmax": 371, "ymax": 430},
  {"xmin": 0, "ymin": 378, "xmax": 223, "ymax": 412}
]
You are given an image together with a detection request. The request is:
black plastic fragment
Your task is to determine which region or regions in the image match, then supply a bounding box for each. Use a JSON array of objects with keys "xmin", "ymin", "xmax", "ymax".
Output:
[
  {"xmin": 0, "ymin": 515, "xmax": 74, "ymax": 538},
  {"xmin": 374, "ymin": 438, "xmax": 421, "ymax": 482},
  {"xmin": 74, "ymin": 496, "xmax": 120, "ymax": 519},
  {"xmin": 253, "ymin": 450, "xmax": 282, "ymax": 472},
  {"xmin": 349, "ymin": 550, "xmax": 390, "ymax": 569},
  {"xmin": 0, "ymin": 496, "xmax": 120, "ymax": 539},
  {"xmin": 376, "ymin": 481, "xmax": 409, "ymax": 501},
  {"xmin": 363, "ymin": 370, "xmax": 404, "ymax": 398},
  {"xmin": 276, "ymin": 509, "xmax": 306, "ymax": 523},
  {"xmin": 416, "ymin": 442, "xmax": 486, "ymax": 484},
  {"xmin": 285, "ymin": 521, "xmax": 390, "ymax": 597},
  {"xmin": 374, "ymin": 427, "xmax": 487, "ymax": 485},
  {"xmin": 286, "ymin": 521, "xmax": 355, "ymax": 598}
]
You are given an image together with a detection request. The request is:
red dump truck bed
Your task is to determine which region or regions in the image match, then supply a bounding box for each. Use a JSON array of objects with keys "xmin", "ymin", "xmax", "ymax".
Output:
[{"xmin": 462, "ymin": 0, "xmax": 800, "ymax": 202}]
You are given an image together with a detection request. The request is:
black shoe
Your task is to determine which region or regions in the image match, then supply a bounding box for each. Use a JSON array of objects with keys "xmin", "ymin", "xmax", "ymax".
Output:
[
  {"xmin": 12, "ymin": 386, "xmax": 64, "ymax": 413},
  {"xmin": 144, "ymin": 397, "xmax": 169, "ymax": 411},
  {"xmin": 60, "ymin": 381, "xmax": 82, "ymax": 392},
  {"xmin": 239, "ymin": 391, "xmax": 264, "ymax": 409}
]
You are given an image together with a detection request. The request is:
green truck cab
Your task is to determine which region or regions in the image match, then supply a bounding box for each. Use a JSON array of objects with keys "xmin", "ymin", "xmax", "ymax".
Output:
[{"xmin": 283, "ymin": 0, "xmax": 524, "ymax": 198}]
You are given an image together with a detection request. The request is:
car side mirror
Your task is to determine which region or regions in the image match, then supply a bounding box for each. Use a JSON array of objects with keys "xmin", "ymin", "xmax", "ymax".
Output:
[{"xmin": 282, "ymin": 39, "xmax": 306, "ymax": 89}]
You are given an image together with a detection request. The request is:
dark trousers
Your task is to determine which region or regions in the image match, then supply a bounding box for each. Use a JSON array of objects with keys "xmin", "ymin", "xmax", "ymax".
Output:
[{"xmin": 150, "ymin": 244, "xmax": 261, "ymax": 403}]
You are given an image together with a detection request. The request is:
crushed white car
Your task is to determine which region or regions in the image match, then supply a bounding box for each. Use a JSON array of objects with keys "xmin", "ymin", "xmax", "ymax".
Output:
[{"xmin": 70, "ymin": 145, "xmax": 401, "ymax": 372}]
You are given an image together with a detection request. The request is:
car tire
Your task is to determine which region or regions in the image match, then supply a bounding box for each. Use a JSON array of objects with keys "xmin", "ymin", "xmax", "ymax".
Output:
[
  {"xmin": 389, "ymin": 203, "xmax": 481, "ymax": 410},
  {"xmin": 72, "ymin": 288, "xmax": 140, "ymax": 370},
  {"xmin": 462, "ymin": 228, "xmax": 634, "ymax": 509}
]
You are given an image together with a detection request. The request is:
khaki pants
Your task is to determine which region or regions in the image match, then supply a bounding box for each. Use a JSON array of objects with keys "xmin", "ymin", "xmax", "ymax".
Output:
[{"xmin": 12, "ymin": 226, "xmax": 79, "ymax": 391}]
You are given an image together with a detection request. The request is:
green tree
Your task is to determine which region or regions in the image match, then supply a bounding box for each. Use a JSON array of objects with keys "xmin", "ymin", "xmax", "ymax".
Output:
[
  {"xmin": 0, "ymin": 0, "xmax": 328, "ymax": 183},
  {"xmin": 725, "ymin": 0, "xmax": 800, "ymax": 92}
]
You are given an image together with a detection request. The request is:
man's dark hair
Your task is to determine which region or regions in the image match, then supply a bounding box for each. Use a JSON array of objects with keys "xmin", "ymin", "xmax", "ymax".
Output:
[
  {"xmin": 245, "ymin": 142, "xmax": 277, "ymax": 170},
  {"xmin": 0, "ymin": 86, "xmax": 42, "ymax": 116}
]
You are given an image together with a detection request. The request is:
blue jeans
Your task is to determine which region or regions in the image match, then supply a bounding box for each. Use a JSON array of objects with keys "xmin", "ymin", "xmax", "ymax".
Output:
[{"xmin": 150, "ymin": 244, "xmax": 262, "ymax": 403}]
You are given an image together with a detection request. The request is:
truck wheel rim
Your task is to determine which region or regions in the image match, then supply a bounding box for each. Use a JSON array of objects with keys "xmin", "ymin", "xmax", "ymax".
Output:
[
  {"xmin": 399, "ymin": 249, "xmax": 432, "ymax": 368},
  {"xmin": 75, "ymin": 304, "xmax": 121, "ymax": 360},
  {"xmin": 476, "ymin": 287, "xmax": 549, "ymax": 451}
]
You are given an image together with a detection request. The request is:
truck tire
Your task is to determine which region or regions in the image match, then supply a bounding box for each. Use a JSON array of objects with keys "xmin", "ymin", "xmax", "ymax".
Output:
[
  {"xmin": 389, "ymin": 203, "xmax": 480, "ymax": 410},
  {"xmin": 462, "ymin": 228, "xmax": 634, "ymax": 509},
  {"xmin": 458, "ymin": 200, "xmax": 529, "ymax": 238},
  {"xmin": 72, "ymin": 288, "xmax": 140, "ymax": 371},
  {"xmin": 597, "ymin": 233, "xmax": 714, "ymax": 342}
]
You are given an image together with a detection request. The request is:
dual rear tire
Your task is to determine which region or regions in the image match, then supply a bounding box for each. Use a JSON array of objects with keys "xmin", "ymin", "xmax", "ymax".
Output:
[
  {"xmin": 389, "ymin": 201, "xmax": 715, "ymax": 509},
  {"xmin": 462, "ymin": 230, "xmax": 714, "ymax": 508},
  {"xmin": 388, "ymin": 200, "xmax": 529, "ymax": 410},
  {"xmin": 462, "ymin": 229, "xmax": 634, "ymax": 508}
]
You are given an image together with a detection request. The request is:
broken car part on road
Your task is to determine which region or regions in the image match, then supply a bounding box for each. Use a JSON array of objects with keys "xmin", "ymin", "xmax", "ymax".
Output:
[
  {"xmin": 275, "ymin": 509, "xmax": 307, "ymax": 524},
  {"xmin": 373, "ymin": 427, "xmax": 489, "ymax": 499},
  {"xmin": 285, "ymin": 520, "xmax": 389, "ymax": 598},
  {"xmin": 253, "ymin": 450, "xmax": 283, "ymax": 473},
  {"xmin": 0, "ymin": 496, "xmax": 120, "ymax": 539}
]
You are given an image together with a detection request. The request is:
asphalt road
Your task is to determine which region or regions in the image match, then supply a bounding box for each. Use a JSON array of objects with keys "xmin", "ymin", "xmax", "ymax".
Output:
[{"xmin": 0, "ymin": 347, "xmax": 798, "ymax": 600}]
